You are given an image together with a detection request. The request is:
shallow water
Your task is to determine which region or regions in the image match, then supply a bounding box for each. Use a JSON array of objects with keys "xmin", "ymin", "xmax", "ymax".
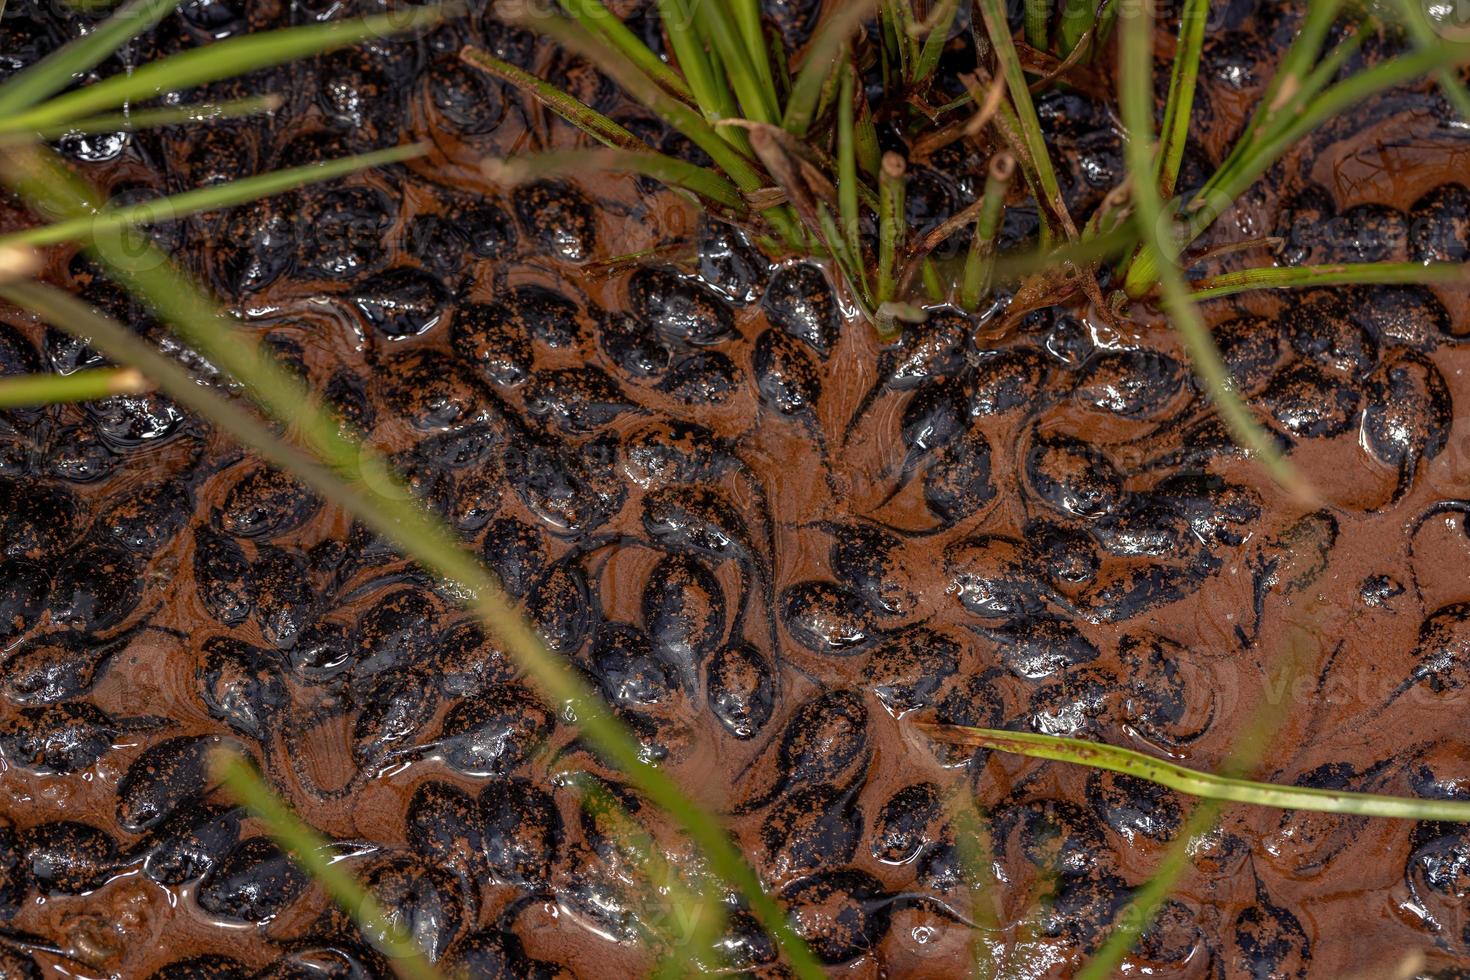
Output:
[{"xmin": 4, "ymin": 1, "xmax": 1470, "ymax": 976}]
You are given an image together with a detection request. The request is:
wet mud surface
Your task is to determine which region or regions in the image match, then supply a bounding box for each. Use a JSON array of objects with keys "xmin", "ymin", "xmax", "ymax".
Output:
[{"xmin": 4, "ymin": 1, "xmax": 1470, "ymax": 976}]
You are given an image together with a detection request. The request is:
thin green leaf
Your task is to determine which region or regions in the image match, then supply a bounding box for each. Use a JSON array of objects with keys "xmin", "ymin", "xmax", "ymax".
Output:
[
  {"xmin": 1023, "ymin": 0, "xmax": 1050, "ymax": 51},
  {"xmin": 0, "ymin": 96, "xmax": 283, "ymax": 144},
  {"xmin": 0, "ymin": 0, "xmax": 175, "ymax": 116},
  {"xmin": 0, "ymin": 144, "xmax": 825, "ymax": 980},
  {"xmin": 1058, "ymin": 0, "xmax": 1100, "ymax": 57},
  {"xmin": 1387, "ymin": 0, "xmax": 1470, "ymax": 120},
  {"xmin": 484, "ymin": 148, "xmax": 745, "ymax": 210},
  {"xmin": 213, "ymin": 752, "xmax": 444, "ymax": 980},
  {"xmin": 921, "ymin": 724, "xmax": 1470, "ymax": 820},
  {"xmin": 1155, "ymin": 0, "xmax": 1209, "ymax": 198},
  {"xmin": 914, "ymin": 0, "xmax": 962, "ymax": 83},
  {"xmin": 460, "ymin": 46, "xmax": 647, "ymax": 151},
  {"xmin": 877, "ymin": 151, "xmax": 905, "ymax": 309},
  {"xmin": 1117, "ymin": 4, "xmax": 1311, "ymax": 501},
  {"xmin": 837, "ymin": 63, "xmax": 864, "ymax": 297},
  {"xmin": 0, "ymin": 143, "xmax": 424, "ymax": 249},
  {"xmin": 733, "ymin": 0, "xmax": 779, "ymax": 103},
  {"xmin": 0, "ymin": 366, "xmax": 148, "ymax": 409},
  {"xmin": 1189, "ymin": 261, "xmax": 1469, "ymax": 301},
  {"xmin": 961, "ymin": 152, "xmax": 1013, "ymax": 309},
  {"xmin": 783, "ymin": 0, "xmax": 878, "ymax": 137},
  {"xmin": 560, "ymin": 0, "xmax": 693, "ymax": 101},
  {"xmin": 5, "ymin": 5, "xmax": 452, "ymax": 132},
  {"xmin": 654, "ymin": 0, "xmax": 739, "ymax": 129},
  {"xmin": 975, "ymin": 0, "xmax": 1072, "ymax": 235},
  {"xmin": 689, "ymin": 0, "xmax": 779, "ymax": 122}
]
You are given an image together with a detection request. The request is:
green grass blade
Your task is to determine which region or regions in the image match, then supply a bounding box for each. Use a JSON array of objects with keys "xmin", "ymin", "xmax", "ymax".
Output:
[
  {"xmin": 212, "ymin": 752, "xmax": 444, "ymax": 980},
  {"xmin": 0, "ymin": 143, "xmax": 424, "ymax": 250},
  {"xmin": 0, "ymin": 0, "xmax": 176, "ymax": 115},
  {"xmin": 0, "ymin": 144, "xmax": 825, "ymax": 980},
  {"xmin": 961, "ymin": 152, "xmax": 1013, "ymax": 309},
  {"xmin": 1023, "ymin": 0, "xmax": 1050, "ymax": 51},
  {"xmin": 1117, "ymin": 4, "xmax": 1310, "ymax": 502},
  {"xmin": 0, "ymin": 96, "xmax": 283, "ymax": 144},
  {"xmin": 1058, "ymin": 0, "xmax": 1098, "ymax": 57},
  {"xmin": 975, "ymin": 0, "xmax": 1071, "ymax": 234},
  {"xmin": 877, "ymin": 151, "xmax": 905, "ymax": 307},
  {"xmin": 1387, "ymin": 0, "xmax": 1470, "ymax": 120},
  {"xmin": 837, "ymin": 63, "xmax": 864, "ymax": 296},
  {"xmin": 914, "ymin": 0, "xmax": 962, "ymax": 83},
  {"xmin": 460, "ymin": 46, "xmax": 647, "ymax": 151},
  {"xmin": 733, "ymin": 0, "xmax": 779, "ymax": 104},
  {"xmin": 655, "ymin": 0, "xmax": 739, "ymax": 127},
  {"xmin": 1155, "ymin": 0, "xmax": 1209, "ymax": 198},
  {"xmin": 560, "ymin": 0, "xmax": 694, "ymax": 101},
  {"xmin": 0, "ymin": 366, "xmax": 148, "ymax": 408},
  {"xmin": 1189, "ymin": 261, "xmax": 1469, "ymax": 301},
  {"xmin": 484, "ymin": 148, "xmax": 745, "ymax": 210},
  {"xmin": 5, "ymin": 5, "xmax": 451, "ymax": 132},
  {"xmin": 782, "ymin": 0, "xmax": 878, "ymax": 137},
  {"xmin": 689, "ymin": 0, "xmax": 779, "ymax": 122},
  {"xmin": 920, "ymin": 724, "xmax": 1470, "ymax": 820}
]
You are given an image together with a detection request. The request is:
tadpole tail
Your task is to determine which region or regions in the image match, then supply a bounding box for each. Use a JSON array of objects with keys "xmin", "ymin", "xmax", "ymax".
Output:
[
  {"xmin": 842, "ymin": 378, "xmax": 887, "ymax": 447},
  {"xmin": 282, "ymin": 708, "xmax": 367, "ymax": 803}
]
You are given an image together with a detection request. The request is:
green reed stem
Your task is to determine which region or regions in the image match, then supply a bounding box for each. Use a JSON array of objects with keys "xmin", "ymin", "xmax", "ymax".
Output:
[
  {"xmin": 962, "ymin": 152, "xmax": 1014, "ymax": 310},
  {"xmin": 837, "ymin": 63, "xmax": 864, "ymax": 295},
  {"xmin": 1023, "ymin": 0, "xmax": 1050, "ymax": 50},
  {"xmin": 923, "ymin": 724, "xmax": 1470, "ymax": 820},
  {"xmin": 1117, "ymin": 2, "xmax": 1310, "ymax": 502},
  {"xmin": 878, "ymin": 151, "xmax": 906, "ymax": 307},
  {"xmin": 783, "ymin": 0, "xmax": 878, "ymax": 137},
  {"xmin": 691, "ymin": 0, "xmax": 778, "ymax": 123},
  {"xmin": 914, "ymin": 0, "xmax": 962, "ymax": 83},
  {"xmin": 0, "ymin": 0, "xmax": 175, "ymax": 116},
  {"xmin": 1189, "ymin": 261, "xmax": 1470, "ymax": 301},
  {"xmin": 460, "ymin": 46, "xmax": 647, "ymax": 151},
  {"xmin": 3, "ymin": 5, "xmax": 452, "ymax": 132},
  {"xmin": 1058, "ymin": 0, "xmax": 1099, "ymax": 56},
  {"xmin": 0, "ymin": 366, "xmax": 148, "ymax": 408},
  {"xmin": 0, "ymin": 143, "xmax": 424, "ymax": 249},
  {"xmin": 560, "ymin": 0, "xmax": 694, "ymax": 101},
  {"xmin": 484, "ymin": 148, "xmax": 745, "ymax": 211},
  {"xmin": 1, "ymin": 146, "xmax": 824, "ymax": 980},
  {"xmin": 211, "ymin": 753, "xmax": 444, "ymax": 980},
  {"xmin": 655, "ymin": 0, "xmax": 739, "ymax": 131},
  {"xmin": 0, "ymin": 96, "xmax": 283, "ymax": 144},
  {"xmin": 733, "ymin": 0, "xmax": 778, "ymax": 102},
  {"xmin": 975, "ymin": 0, "xmax": 1070, "ymax": 234},
  {"xmin": 1156, "ymin": 0, "xmax": 1209, "ymax": 198},
  {"xmin": 1388, "ymin": 0, "xmax": 1470, "ymax": 120}
]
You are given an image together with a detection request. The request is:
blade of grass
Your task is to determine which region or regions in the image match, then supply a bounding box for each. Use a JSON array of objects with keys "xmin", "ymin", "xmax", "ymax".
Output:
[
  {"xmin": 0, "ymin": 366, "xmax": 148, "ymax": 408},
  {"xmin": 0, "ymin": 143, "xmax": 425, "ymax": 249},
  {"xmin": 782, "ymin": 0, "xmax": 878, "ymax": 137},
  {"xmin": 3, "ymin": 5, "xmax": 453, "ymax": 132},
  {"xmin": 559, "ymin": 0, "xmax": 693, "ymax": 101},
  {"xmin": 1387, "ymin": 0, "xmax": 1470, "ymax": 119},
  {"xmin": 1117, "ymin": 1, "xmax": 1311, "ymax": 502},
  {"xmin": 1023, "ymin": 0, "xmax": 1050, "ymax": 51},
  {"xmin": 918, "ymin": 724, "xmax": 1470, "ymax": 820},
  {"xmin": 1189, "ymin": 261, "xmax": 1470, "ymax": 301},
  {"xmin": 483, "ymin": 148, "xmax": 746, "ymax": 210},
  {"xmin": 961, "ymin": 152, "xmax": 1014, "ymax": 309},
  {"xmin": 500, "ymin": 6, "xmax": 804, "ymax": 247},
  {"xmin": 732, "ymin": 0, "xmax": 779, "ymax": 105},
  {"xmin": 992, "ymin": 222, "xmax": 1137, "ymax": 281},
  {"xmin": 689, "ymin": 0, "xmax": 778, "ymax": 122},
  {"xmin": 1, "ymin": 148, "xmax": 825, "ymax": 980},
  {"xmin": 914, "ymin": 0, "xmax": 962, "ymax": 83},
  {"xmin": 460, "ymin": 46, "xmax": 648, "ymax": 151},
  {"xmin": 213, "ymin": 752, "xmax": 444, "ymax": 980},
  {"xmin": 0, "ymin": 95, "xmax": 283, "ymax": 145},
  {"xmin": 1058, "ymin": 0, "xmax": 1100, "ymax": 57},
  {"xmin": 653, "ymin": 0, "xmax": 739, "ymax": 129},
  {"xmin": 877, "ymin": 151, "xmax": 906, "ymax": 309},
  {"xmin": 974, "ymin": 0, "xmax": 1074, "ymax": 236},
  {"xmin": 1155, "ymin": 0, "xmax": 1209, "ymax": 198},
  {"xmin": 0, "ymin": 0, "xmax": 175, "ymax": 116},
  {"xmin": 837, "ymin": 63, "xmax": 864, "ymax": 296}
]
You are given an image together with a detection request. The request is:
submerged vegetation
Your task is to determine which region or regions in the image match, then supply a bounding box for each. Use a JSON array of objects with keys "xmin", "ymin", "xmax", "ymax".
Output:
[{"xmin": 2, "ymin": 0, "xmax": 1470, "ymax": 974}]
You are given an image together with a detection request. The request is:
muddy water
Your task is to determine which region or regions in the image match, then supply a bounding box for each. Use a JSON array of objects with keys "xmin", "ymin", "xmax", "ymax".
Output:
[{"xmin": 4, "ymin": 0, "xmax": 1470, "ymax": 976}]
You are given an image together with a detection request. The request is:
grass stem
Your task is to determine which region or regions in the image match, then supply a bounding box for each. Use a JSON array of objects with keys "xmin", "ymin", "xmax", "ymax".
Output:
[
  {"xmin": 962, "ymin": 152, "xmax": 1014, "ymax": 309},
  {"xmin": 1189, "ymin": 261, "xmax": 1469, "ymax": 301},
  {"xmin": 0, "ymin": 367, "xmax": 149, "ymax": 409},
  {"xmin": 460, "ymin": 46, "xmax": 647, "ymax": 151},
  {"xmin": 878, "ymin": 151, "xmax": 906, "ymax": 309}
]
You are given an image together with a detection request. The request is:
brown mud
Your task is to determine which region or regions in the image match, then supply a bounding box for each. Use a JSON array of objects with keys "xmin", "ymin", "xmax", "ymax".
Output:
[{"xmin": 3, "ymin": 1, "xmax": 1470, "ymax": 977}]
